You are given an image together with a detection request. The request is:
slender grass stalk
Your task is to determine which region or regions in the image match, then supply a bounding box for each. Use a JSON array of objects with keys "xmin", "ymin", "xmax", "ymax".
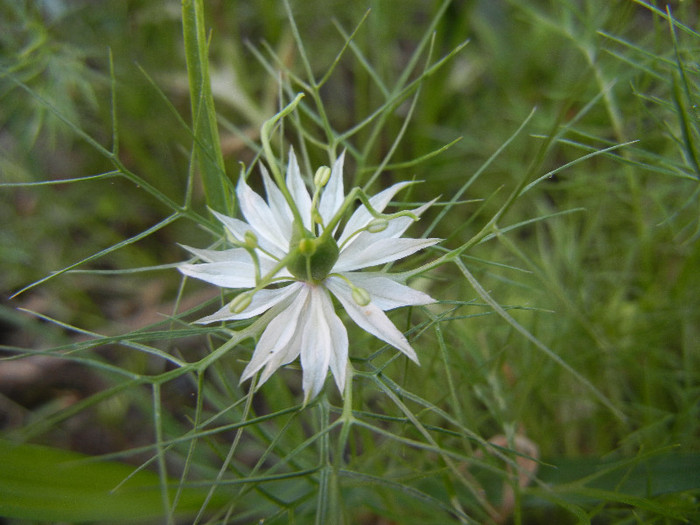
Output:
[{"xmin": 182, "ymin": 0, "xmax": 231, "ymax": 213}]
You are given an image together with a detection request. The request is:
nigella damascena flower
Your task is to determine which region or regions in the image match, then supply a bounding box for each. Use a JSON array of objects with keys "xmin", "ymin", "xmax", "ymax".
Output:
[{"xmin": 179, "ymin": 149, "xmax": 438, "ymax": 402}]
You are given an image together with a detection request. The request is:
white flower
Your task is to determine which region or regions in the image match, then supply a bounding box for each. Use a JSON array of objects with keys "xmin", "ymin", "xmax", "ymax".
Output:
[{"xmin": 179, "ymin": 149, "xmax": 438, "ymax": 402}]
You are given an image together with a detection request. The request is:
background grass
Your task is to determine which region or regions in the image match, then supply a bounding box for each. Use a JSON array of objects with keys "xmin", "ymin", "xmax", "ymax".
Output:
[{"xmin": 1, "ymin": 0, "xmax": 699, "ymax": 523}]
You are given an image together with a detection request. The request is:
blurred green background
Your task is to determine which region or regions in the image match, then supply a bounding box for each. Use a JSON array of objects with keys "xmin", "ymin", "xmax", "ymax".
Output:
[{"xmin": 1, "ymin": 0, "xmax": 698, "ymax": 523}]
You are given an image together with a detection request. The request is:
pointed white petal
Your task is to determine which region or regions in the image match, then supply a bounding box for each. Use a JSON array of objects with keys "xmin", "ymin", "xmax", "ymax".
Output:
[
  {"xmin": 285, "ymin": 149, "xmax": 312, "ymax": 230},
  {"xmin": 196, "ymin": 283, "xmax": 303, "ymax": 323},
  {"xmin": 237, "ymin": 177, "xmax": 290, "ymax": 254},
  {"xmin": 301, "ymin": 286, "xmax": 333, "ymax": 402},
  {"xmin": 333, "ymin": 273, "xmax": 435, "ymax": 310},
  {"xmin": 337, "ymin": 181, "xmax": 413, "ymax": 246},
  {"xmin": 258, "ymin": 318, "xmax": 305, "ymax": 385},
  {"xmin": 208, "ymin": 210, "xmax": 284, "ymax": 263},
  {"xmin": 326, "ymin": 279, "xmax": 420, "ymax": 363},
  {"xmin": 304, "ymin": 286, "xmax": 348, "ymax": 400},
  {"xmin": 321, "ymin": 289, "xmax": 349, "ymax": 393},
  {"xmin": 179, "ymin": 260, "xmax": 257, "ymax": 288},
  {"xmin": 260, "ymin": 164, "xmax": 294, "ymax": 239},
  {"xmin": 318, "ymin": 151, "xmax": 346, "ymax": 227},
  {"xmin": 180, "ymin": 245, "xmax": 250, "ymax": 263},
  {"xmin": 210, "ymin": 209, "xmax": 253, "ymax": 243},
  {"xmin": 240, "ymin": 285, "xmax": 309, "ymax": 383},
  {"xmin": 334, "ymin": 237, "xmax": 439, "ymax": 272}
]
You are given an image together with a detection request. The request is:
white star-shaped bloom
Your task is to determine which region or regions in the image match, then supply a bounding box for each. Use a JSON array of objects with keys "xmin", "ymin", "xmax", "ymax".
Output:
[{"xmin": 179, "ymin": 149, "xmax": 438, "ymax": 402}]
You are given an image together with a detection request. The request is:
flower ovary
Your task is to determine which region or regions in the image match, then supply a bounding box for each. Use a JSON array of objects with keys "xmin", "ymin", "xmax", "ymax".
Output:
[{"xmin": 287, "ymin": 230, "xmax": 340, "ymax": 282}]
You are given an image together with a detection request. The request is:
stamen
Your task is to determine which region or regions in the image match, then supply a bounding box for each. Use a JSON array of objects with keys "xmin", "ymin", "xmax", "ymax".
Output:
[
  {"xmin": 314, "ymin": 166, "xmax": 331, "ymax": 188},
  {"xmin": 367, "ymin": 218, "xmax": 388, "ymax": 233},
  {"xmin": 351, "ymin": 286, "xmax": 371, "ymax": 306},
  {"xmin": 244, "ymin": 230, "xmax": 258, "ymax": 249}
]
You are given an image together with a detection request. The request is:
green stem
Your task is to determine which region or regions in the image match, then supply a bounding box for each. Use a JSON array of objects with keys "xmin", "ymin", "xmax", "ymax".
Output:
[{"xmin": 315, "ymin": 397, "xmax": 334, "ymax": 525}]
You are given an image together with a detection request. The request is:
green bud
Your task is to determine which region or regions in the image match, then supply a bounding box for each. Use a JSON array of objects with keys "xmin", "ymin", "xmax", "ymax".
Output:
[
  {"xmin": 351, "ymin": 286, "xmax": 371, "ymax": 307},
  {"xmin": 313, "ymin": 166, "xmax": 331, "ymax": 188},
  {"xmin": 229, "ymin": 292, "xmax": 253, "ymax": 313},
  {"xmin": 367, "ymin": 218, "xmax": 388, "ymax": 233}
]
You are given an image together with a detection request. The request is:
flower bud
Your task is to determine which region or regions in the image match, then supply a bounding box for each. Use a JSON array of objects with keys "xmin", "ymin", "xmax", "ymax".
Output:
[
  {"xmin": 351, "ymin": 286, "xmax": 371, "ymax": 306},
  {"xmin": 229, "ymin": 292, "xmax": 253, "ymax": 313},
  {"xmin": 313, "ymin": 166, "xmax": 331, "ymax": 188}
]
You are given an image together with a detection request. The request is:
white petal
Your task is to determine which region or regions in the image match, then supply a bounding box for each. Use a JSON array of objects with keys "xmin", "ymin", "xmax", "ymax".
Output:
[
  {"xmin": 299, "ymin": 290, "xmax": 331, "ymax": 401},
  {"xmin": 180, "ymin": 245, "xmax": 249, "ymax": 263},
  {"xmin": 179, "ymin": 260, "xmax": 257, "ymax": 289},
  {"xmin": 237, "ymin": 177, "xmax": 290, "ymax": 254},
  {"xmin": 332, "ymin": 273, "xmax": 435, "ymax": 310},
  {"xmin": 326, "ymin": 279, "xmax": 420, "ymax": 363},
  {"xmin": 318, "ymin": 151, "xmax": 346, "ymax": 228},
  {"xmin": 324, "ymin": 302, "xmax": 349, "ymax": 394},
  {"xmin": 210, "ymin": 209, "xmax": 254, "ymax": 244},
  {"xmin": 260, "ymin": 164, "xmax": 294, "ymax": 239},
  {"xmin": 208, "ymin": 210, "xmax": 284, "ymax": 263},
  {"xmin": 240, "ymin": 285, "xmax": 309, "ymax": 383},
  {"xmin": 337, "ymin": 181, "xmax": 413, "ymax": 247},
  {"xmin": 195, "ymin": 283, "xmax": 302, "ymax": 323},
  {"xmin": 299, "ymin": 286, "xmax": 348, "ymax": 401},
  {"xmin": 334, "ymin": 237, "xmax": 440, "ymax": 272},
  {"xmin": 285, "ymin": 149, "xmax": 312, "ymax": 230},
  {"xmin": 258, "ymin": 318, "xmax": 305, "ymax": 385}
]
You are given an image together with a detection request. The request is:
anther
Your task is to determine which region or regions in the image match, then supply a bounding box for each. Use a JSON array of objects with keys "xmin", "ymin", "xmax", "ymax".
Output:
[
  {"xmin": 229, "ymin": 292, "xmax": 253, "ymax": 313},
  {"xmin": 314, "ymin": 166, "xmax": 331, "ymax": 188},
  {"xmin": 367, "ymin": 219, "xmax": 389, "ymax": 233},
  {"xmin": 351, "ymin": 286, "xmax": 371, "ymax": 307}
]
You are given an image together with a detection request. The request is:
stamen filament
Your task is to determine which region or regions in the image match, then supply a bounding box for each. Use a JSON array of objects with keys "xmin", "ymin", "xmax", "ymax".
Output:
[{"xmin": 319, "ymin": 186, "xmax": 420, "ymax": 249}]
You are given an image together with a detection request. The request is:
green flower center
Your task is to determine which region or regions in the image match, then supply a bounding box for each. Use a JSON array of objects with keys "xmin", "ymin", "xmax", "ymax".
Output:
[{"xmin": 286, "ymin": 227, "xmax": 340, "ymax": 282}]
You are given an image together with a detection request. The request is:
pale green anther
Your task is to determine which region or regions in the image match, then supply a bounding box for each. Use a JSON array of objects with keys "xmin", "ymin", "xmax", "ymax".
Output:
[
  {"xmin": 229, "ymin": 292, "xmax": 253, "ymax": 313},
  {"xmin": 312, "ymin": 209, "xmax": 323, "ymax": 225},
  {"xmin": 244, "ymin": 230, "xmax": 258, "ymax": 249},
  {"xmin": 351, "ymin": 286, "xmax": 371, "ymax": 307},
  {"xmin": 313, "ymin": 166, "xmax": 331, "ymax": 188},
  {"xmin": 367, "ymin": 218, "xmax": 389, "ymax": 233}
]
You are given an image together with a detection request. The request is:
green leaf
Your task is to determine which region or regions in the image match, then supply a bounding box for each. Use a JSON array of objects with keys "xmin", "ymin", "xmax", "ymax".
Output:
[
  {"xmin": 0, "ymin": 439, "xmax": 223, "ymax": 523},
  {"xmin": 529, "ymin": 451, "xmax": 700, "ymax": 520},
  {"xmin": 182, "ymin": 0, "xmax": 231, "ymax": 213}
]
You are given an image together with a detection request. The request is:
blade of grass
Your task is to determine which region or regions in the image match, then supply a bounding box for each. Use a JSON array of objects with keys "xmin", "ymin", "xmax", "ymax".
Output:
[{"xmin": 182, "ymin": 0, "xmax": 231, "ymax": 213}]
